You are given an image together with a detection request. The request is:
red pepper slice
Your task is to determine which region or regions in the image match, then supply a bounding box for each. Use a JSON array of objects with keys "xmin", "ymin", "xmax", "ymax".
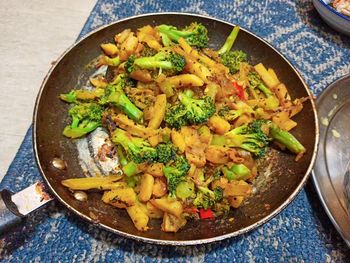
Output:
[
  {"xmin": 233, "ymin": 82, "xmax": 245, "ymax": 100},
  {"xmin": 199, "ymin": 208, "xmax": 215, "ymax": 219}
]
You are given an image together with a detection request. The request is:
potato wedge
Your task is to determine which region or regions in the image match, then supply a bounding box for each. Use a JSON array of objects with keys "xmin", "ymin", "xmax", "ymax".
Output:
[
  {"xmin": 146, "ymin": 163, "xmax": 164, "ymax": 177},
  {"xmin": 205, "ymin": 145, "xmax": 229, "ymax": 164},
  {"xmin": 224, "ymin": 180, "xmax": 252, "ymax": 197},
  {"xmin": 228, "ymin": 196, "xmax": 245, "ymax": 208},
  {"xmin": 162, "ymin": 74, "xmax": 204, "ymax": 88},
  {"xmin": 161, "ymin": 213, "xmax": 187, "ymax": 232},
  {"xmin": 150, "ymin": 197, "xmax": 183, "ymax": 218},
  {"xmin": 208, "ymin": 116, "xmax": 231, "ymax": 135},
  {"xmin": 152, "ymin": 177, "xmax": 168, "ymax": 198},
  {"xmin": 254, "ymin": 63, "xmax": 279, "ymax": 89},
  {"xmin": 171, "ymin": 130, "xmax": 186, "ymax": 153},
  {"xmin": 113, "ymin": 114, "xmax": 156, "ymax": 138},
  {"xmin": 148, "ymin": 94, "xmax": 167, "ymax": 129},
  {"xmin": 139, "ymin": 174, "xmax": 154, "ymax": 202},
  {"xmin": 100, "ymin": 43, "xmax": 118, "ymax": 56},
  {"xmin": 146, "ymin": 201, "xmax": 164, "ymax": 219},
  {"xmin": 102, "ymin": 187, "xmax": 137, "ymax": 208},
  {"xmin": 126, "ymin": 202, "xmax": 149, "ymax": 231},
  {"xmin": 61, "ymin": 175, "xmax": 124, "ymax": 190}
]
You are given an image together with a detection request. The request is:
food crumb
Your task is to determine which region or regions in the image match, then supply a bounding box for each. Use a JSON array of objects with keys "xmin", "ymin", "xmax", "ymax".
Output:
[
  {"xmin": 321, "ymin": 117, "xmax": 329, "ymax": 126},
  {"xmin": 264, "ymin": 203, "xmax": 271, "ymax": 210},
  {"xmin": 331, "ymin": 129, "xmax": 341, "ymax": 138},
  {"xmin": 333, "ymin": 93, "xmax": 338, "ymax": 100},
  {"xmin": 328, "ymin": 106, "xmax": 337, "ymax": 117},
  {"xmin": 228, "ymin": 217, "xmax": 234, "ymax": 223},
  {"xmin": 89, "ymin": 211, "xmax": 99, "ymax": 221}
]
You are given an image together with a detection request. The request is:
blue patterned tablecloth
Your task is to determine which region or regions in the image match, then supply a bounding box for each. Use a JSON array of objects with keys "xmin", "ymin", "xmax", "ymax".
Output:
[{"xmin": 1, "ymin": 0, "xmax": 350, "ymax": 261}]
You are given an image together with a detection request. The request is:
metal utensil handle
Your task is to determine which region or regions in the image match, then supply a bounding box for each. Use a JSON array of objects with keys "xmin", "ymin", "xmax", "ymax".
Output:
[
  {"xmin": 0, "ymin": 182, "xmax": 53, "ymax": 235},
  {"xmin": 0, "ymin": 189, "xmax": 23, "ymax": 234}
]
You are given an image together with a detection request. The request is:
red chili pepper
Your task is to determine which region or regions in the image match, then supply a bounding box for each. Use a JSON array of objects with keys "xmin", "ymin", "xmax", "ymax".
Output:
[
  {"xmin": 233, "ymin": 82, "xmax": 245, "ymax": 100},
  {"xmin": 199, "ymin": 208, "xmax": 215, "ymax": 219}
]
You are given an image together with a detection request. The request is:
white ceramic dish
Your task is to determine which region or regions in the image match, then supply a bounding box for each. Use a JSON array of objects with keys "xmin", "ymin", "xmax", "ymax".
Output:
[{"xmin": 313, "ymin": 0, "xmax": 350, "ymax": 36}]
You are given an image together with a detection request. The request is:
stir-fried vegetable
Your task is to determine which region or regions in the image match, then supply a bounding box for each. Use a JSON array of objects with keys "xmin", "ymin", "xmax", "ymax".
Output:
[{"xmin": 60, "ymin": 23, "xmax": 307, "ymax": 233}]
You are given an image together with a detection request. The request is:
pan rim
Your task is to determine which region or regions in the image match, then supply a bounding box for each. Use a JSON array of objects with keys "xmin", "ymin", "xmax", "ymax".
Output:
[{"xmin": 33, "ymin": 12, "xmax": 319, "ymax": 246}]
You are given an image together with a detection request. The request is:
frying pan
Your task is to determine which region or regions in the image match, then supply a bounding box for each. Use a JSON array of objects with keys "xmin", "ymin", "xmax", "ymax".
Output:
[{"xmin": 4, "ymin": 13, "xmax": 319, "ymax": 245}]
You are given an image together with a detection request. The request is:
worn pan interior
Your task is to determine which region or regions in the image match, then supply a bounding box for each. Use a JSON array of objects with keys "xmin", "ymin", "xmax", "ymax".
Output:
[{"xmin": 33, "ymin": 13, "xmax": 318, "ymax": 245}]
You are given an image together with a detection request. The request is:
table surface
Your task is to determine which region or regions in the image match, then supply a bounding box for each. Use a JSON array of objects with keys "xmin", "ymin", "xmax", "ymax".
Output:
[
  {"xmin": 1, "ymin": 0, "xmax": 350, "ymax": 261},
  {"xmin": 0, "ymin": 0, "xmax": 96, "ymax": 180}
]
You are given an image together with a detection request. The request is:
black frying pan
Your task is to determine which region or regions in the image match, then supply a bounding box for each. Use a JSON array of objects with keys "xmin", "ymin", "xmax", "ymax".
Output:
[{"xmin": 29, "ymin": 13, "xmax": 318, "ymax": 245}]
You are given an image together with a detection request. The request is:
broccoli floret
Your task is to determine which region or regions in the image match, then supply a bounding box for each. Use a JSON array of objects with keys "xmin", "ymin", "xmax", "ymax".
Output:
[
  {"xmin": 220, "ymin": 50, "xmax": 247, "ymax": 74},
  {"xmin": 218, "ymin": 106, "xmax": 243, "ymax": 121},
  {"xmin": 164, "ymin": 104, "xmax": 187, "ymax": 130},
  {"xmin": 59, "ymin": 89, "xmax": 105, "ymax": 104},
  {"xmin": 159, "ymin": 32, "xmax": 172, "ymax": 47},
  {"xmin": 222, "ymin": 163, "xmax": 251, "ymax": 181},
  {"xmin": 163, "ymin": 155, "xmax": 190, "ymax": 196},
  {"xmin": 218, "ymin": 25, "xmax": 240, "ymax": 55},
  {"xmin": 111, "ymin": 128, "xmax": 157, "ymax": 164},
  {"xmin": 125, "ymin": 50, "xmax": 185, "ymax": 76},
  {"xmin": 165, "ymin": 90, "xmax": 216, "ymax": 129},
  {"xmin": 216, "ymin": 26, "xmax": 247, "ymax": 74},
  {"xmin": 218, "ymin": 102, "xmax": 255, "ymax": 122},
  {"xmin": 60, "ymin": 90, "xmax": 77, "ymax": 103},
  {"xmin": 100, "ymin": 81, "xmax": 143, "ymax": 122},
  {"xmin": 124, "ymin": 55, "xmax": 136, "ymax": 74},
  {"xmin": 268, "ymin": 121, "xmax": 306, "ymax": 155},
  {"xmin": 223, "ymin": 120, "xmax": 270, "ymax": 158},
  {"xmin": 155, "ymin": 143, "xmax": 176, "ymax": 164},
  {"xmin": 157, "ymin": 22, "xmax": 209, "ymax": 48},
  {"xmin": 248, "ymin": 72, "xmax": 273, "ymax": 97},
  {"xmin": 140, "ymin": 44, "xmax": 158, "ymax": 57},
  {"xmin": 101, "ymin": 55, "xmax": 121, "ymax": 66},
  {"xmin": 248, "ymin": 72, "xmax": 280, "ymax": 110},
  {"xmin": 193, "ymin": 186, "xmax": 223, "ymax": 209},
  {"xmin": 63, "ymin": 103, "xmax": 102, "ymax": 139}
]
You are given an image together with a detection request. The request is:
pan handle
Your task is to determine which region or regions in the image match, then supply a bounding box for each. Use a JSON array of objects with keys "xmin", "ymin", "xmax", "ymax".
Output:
[
  {"xmin": 0, "ymin": 189, "xmax": 23, "ymax": 234},
  {"xmin": 0, "ymin": 182, "xmax": 53, "ymax": 235}
]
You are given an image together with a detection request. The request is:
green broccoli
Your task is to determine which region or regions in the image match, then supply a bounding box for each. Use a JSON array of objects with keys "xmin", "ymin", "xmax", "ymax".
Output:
[
  {"xmin": 155, "ymin": 143, "xmax": 176, "ymax": 164},
  {"xmin": 101, "ymin": 55, "xmax": 121, "ymax": 67},
  {"xmin": 62, "ymin": 103, "xmax": 102, "ymax": 139},
  {"xmin": 125, "ymin": 50, "xmax": 185, "ymax": 76},
  {"xmin": 220, "ymin": 50, "xmax": 247, "ymax": 74},
  {"xmin": 193, "ymin": 186, "xmax": 223, "ymax": 209},
  {"xmin": 217, "ymin": 26, "xmax": 247, "ymax": 74},
  {"xmin": 218, "ymin": 25, "xmax": 240, "ymax": 55},
  {"xmin": 159, "ymin": 32, "xmax": 172, "ymax": 47},
  {"xmin": 163, "ymin": 155, "xmax": 190, "ymax": 196},
  {"xmin": 165, "ymin": 90, "xmax": 216, "ymax": 129},
  {"xmin": 222, "ymin": 163, "xmax": 251, "ymax": 181},
  {"xmin": 60, "ymin": 90, "xmax": 77, "ymax": 103},
  {"xmin": 268, "ymin": 121, "xmax": 306, "ymax": 155},
  {"xmin": 213, "ymin": 120, "xmax": 270, "ymax": 158},
  {"xmin": 111, "ymin": 128, "xmax": 157, "ymax": 164},
  {"xmin": 156, "ymin": 22, "xmax": 209, "ymax": 48},
  {"xmin": 248, "ymin": 72, "xmax": 280, "ymax": 110},
  {"xmin": 140, "ymin": 44, "xmax": 158, "ymax": 57},
  {"xmin": 218, "ymin": 102, "xmax": 254, "ymax": 122},
  {"xmin": 122, "ymin": 161, "xmax": 139, "ymax": 177},
  {"xmin": 218, "ymin": 106, "xmax": 244, "ymax": 122},
  {"xmin": 59, "ymin": 89, "xmax": 105, "ymax": 103},
  {"xmin": 100, "ymin": 82, "xmax": 143, "ymax": 122}
]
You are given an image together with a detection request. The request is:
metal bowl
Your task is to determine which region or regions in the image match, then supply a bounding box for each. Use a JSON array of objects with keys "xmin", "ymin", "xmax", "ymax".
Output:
[
  {"xmin": 313, "ymin": 0, "xmax": 350, "ymax": 36},
  {"xmin": 312, "ymin": 73, "xmax": 350, "ymax": 247},
  {"xmin": 33, "ymin": 13, "xmax": 319, "ymax": 245}
]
